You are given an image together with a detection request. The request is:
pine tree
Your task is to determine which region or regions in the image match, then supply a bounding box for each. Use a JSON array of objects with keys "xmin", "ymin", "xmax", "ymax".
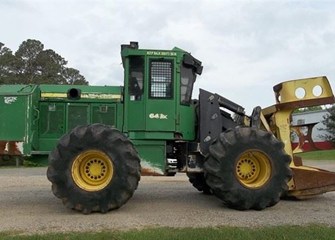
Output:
[
  {"xmin": 321, "ymin": 105, "xmax": 335, "ymax": 145},
  {"xmin": 0, "ymin": 39, "xmax": 88, "ymax": 85}
]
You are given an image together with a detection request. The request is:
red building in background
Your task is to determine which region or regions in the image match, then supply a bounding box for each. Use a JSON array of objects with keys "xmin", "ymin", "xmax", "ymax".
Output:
[{"xmin": 291, "ymin": 109, "xmax": 333, "ymax": 152}]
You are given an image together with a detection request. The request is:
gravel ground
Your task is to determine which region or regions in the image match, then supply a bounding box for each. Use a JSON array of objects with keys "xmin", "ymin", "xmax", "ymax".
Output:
[{"xmin": 1, "ymin": 160, "xmax": 335, "ymax": 234}]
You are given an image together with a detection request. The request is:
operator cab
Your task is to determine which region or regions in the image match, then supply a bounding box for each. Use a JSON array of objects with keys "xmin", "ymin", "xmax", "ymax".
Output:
[{"xmin": 121, "ymin": 42, "xmax": 202, "ymax": 141}]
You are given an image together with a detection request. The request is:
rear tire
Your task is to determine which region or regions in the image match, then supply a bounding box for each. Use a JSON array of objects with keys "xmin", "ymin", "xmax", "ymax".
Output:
[
  {"xmin": 204, "ymin": 127, "xmax": 292, "ymax": 210},
  {"xmin": 47, "ymin": 124, "xmax": 141, "ymax": 214},
  {"xmin": 187, "ymin": 172, "xmax": 212, "ymax": 194}
]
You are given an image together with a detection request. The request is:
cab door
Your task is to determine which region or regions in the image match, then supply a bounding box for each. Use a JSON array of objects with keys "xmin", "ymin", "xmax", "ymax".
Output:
[
  {"xmin": 125, "ymin": 56, "xmax": 146, "ymax": 131},
  {"xmin": 145, "ymin": 58, "xmax": 176, "ymax": 132}
]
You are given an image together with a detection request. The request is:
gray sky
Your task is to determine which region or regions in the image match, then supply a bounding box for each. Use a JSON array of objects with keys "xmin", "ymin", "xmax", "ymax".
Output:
[{"xmin": 1, "ymin": 0, "xmax": 335, "ymax": 112}]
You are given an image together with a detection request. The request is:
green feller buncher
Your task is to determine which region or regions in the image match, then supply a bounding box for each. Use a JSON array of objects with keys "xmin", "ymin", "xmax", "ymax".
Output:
[{"xmin": 1, "ymin": 42, "xmax": 335, "ymax": 213}]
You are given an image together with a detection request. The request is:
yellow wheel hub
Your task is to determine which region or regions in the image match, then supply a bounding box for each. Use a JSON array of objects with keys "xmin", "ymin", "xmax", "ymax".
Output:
[
  {"xmin": 235, "ymin": 150, "xmax": 272, "ymax": 189},
  {"xmin": 71, "ymin": 150, "xmax": 114, "ymax": 191}
]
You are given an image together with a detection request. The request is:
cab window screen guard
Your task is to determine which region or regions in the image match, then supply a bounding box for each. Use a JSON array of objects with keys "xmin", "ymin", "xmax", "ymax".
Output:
[{"xmin": 149, "ymin": 60, "xmax": 173, "ymax": 99}]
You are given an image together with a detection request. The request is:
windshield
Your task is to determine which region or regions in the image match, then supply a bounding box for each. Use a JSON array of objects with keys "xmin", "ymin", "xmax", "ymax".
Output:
[{"xmin": 180, "ymin": 64, "xmax": 197, "ymax": 105}]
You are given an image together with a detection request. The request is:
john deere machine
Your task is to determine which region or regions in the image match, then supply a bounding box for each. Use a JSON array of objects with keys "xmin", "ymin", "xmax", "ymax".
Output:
[{"xmin": 1, "ymin": 42, "xmax": 335, "ymax": 213}]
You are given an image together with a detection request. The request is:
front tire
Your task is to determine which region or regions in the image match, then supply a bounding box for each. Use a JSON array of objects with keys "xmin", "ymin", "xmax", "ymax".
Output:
[
  {"xmin": 204, "ymin": 127, "xmax": 292, "ymax": 210},
  {"xmin": 47, "ymin": 124, "xmax": 141, "ymax": 214}
]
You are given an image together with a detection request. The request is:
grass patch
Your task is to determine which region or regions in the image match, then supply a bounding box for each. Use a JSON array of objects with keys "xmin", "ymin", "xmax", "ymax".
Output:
[
  {"xmin": 1, "ymin": 225, "xmax": 335, "ymax": 240},
  {"xmin": 296, "ymin": 149, "xmax": 335, "ymax": 160}
]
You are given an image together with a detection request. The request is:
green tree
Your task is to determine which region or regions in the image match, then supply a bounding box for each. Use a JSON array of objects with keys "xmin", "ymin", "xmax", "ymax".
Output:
[
  {"xmin": 0, "ymin": 42, "xmax": 18, "ymax": 84},
  {"xmin": 321, "ymin": 105, "xmax": 335, "ymax": 145},
  {"xmin": 0, "ymin": 39, "xmax": 88, "ymax": 85},
  {"xmin": 294, "ymin": 106, "xmax": 323, "ymax": 113},
  {"xmin": 63, "ymin": 67, "xmax": 87, "ymax": 85}
]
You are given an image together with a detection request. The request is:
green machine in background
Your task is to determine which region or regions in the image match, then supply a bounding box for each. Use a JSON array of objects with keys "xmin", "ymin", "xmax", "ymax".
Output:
[
  {"xmin": 0, "ymin": 84, "xmax": 122, "ymax": 158},
  {"xmin": 1, "ymin": 42, "xmax": 335, "ymax": 214}
]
